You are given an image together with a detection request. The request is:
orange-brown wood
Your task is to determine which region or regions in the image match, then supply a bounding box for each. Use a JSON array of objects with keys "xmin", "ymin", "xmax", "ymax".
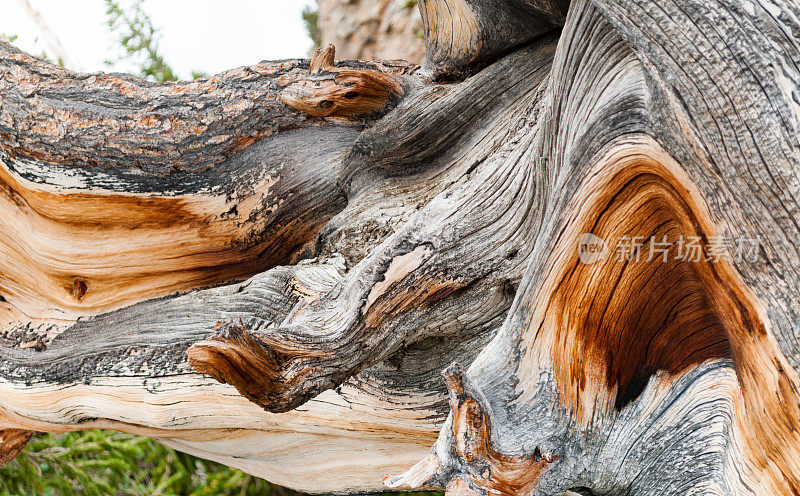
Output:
[
  {"xmin": 280, "ymin": 44, "xmax": 405, "ymax": 119},
  {"xmin": 523, "ymin": 143, "xmax": 800, "ymax": 495},
  {"xmin": 0, "ymin": 429, "xmax": 33, "ymax": 468},
  {"xmin": 0, "ymin": 154, "xmax": 340, "ymax": 330},
  {"xmin": 188, "ymin": 319, "xmax": 330, "ymax": 413}
]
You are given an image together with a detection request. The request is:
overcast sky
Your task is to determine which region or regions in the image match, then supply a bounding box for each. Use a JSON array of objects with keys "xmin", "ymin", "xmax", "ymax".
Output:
[{"xmin": 1, "ymin": 0, "xmax": 315, "ymax": 78}]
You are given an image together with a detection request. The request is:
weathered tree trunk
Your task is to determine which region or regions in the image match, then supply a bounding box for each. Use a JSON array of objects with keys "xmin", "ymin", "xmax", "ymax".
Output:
[
  {"xmin": 2, "ymin": 0, "xmax": 799, "ymax": 494},
  {"xmin": 316, "ymin": 0, "xmax": 425, "ymax": 63}
]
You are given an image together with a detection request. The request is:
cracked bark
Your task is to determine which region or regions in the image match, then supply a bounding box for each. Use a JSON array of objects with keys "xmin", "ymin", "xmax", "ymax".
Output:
[{"xmin": 2, "ymin": 0, "xmax": 800, "ymax": 494}]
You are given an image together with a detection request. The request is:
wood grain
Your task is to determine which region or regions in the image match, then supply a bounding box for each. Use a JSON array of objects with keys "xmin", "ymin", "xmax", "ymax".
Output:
[
  {"xmin": 2, "ymin": 0, "xmax": 800, "ymax": 493},
  {"xmin": 0, "ymin": 429, "xmax": 33, "ymax": 468},
  {"xmin": 280, "ymin": 44, "xmax": 407, "ymax": 118}
]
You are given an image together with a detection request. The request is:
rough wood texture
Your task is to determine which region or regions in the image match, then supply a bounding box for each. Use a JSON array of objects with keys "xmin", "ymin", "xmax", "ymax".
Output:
[
  {"xmin": 418, "ymin": 0, "xmax": 567, "ymax": 78},
  {"xmin": 0, "ymin": 429, "xmax": 33, "ymax": 468},
  {"xmin": 188, "ymin": 40, "xmax": 556, "ymax": 413},
  {"xmin": 0, "ymin": 32, "xmax": 551, "ymax": 490},
  {"xmin": 389, "ymin": 1, "xmax": 800, "ymax": 494},
  {"xmin": 386, "ymin": 363, "xmax": 556, "ymax": 495},
  {"xmin": 280, "ymin": 44, "xmax": 408, "ymax": 118},
  {"xmin": 0, "ymin": 41, "xmax": 415, "ymax": 171},
  {"xmin": 2, "ymin": 0, "xmax": 800, "ymax": 494}
]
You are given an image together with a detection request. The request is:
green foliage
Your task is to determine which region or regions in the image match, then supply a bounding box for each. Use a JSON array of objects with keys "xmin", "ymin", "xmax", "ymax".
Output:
[
  {"xmin": 0, "ymin": 431, "xmax": 300, "ymax": 496},
  {"xmin": 405, "ymin": 0, "xmax": 419, "ymax": 8},
  {"xmin": 0, "ymin": 33, "xmax": 61, "ymax": 65},
  {"xmin": 302, "ymin": 6, "xmax": 321, "ymax": 50},
  {"xmin": 103, "ymin": 0, "xmax": 177, "ymax": 81}
]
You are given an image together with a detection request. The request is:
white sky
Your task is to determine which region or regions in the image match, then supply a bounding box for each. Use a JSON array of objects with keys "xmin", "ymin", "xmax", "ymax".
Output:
[{"xmin": 0, "ymin": 0, "xmax": 316, "ymax": 78}]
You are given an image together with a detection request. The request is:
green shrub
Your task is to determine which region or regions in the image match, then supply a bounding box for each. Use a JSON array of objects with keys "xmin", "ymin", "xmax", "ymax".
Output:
[
  {"xmin": 302, "ymin": 7, "xmax": 321, "ymax": 50},
  {"xmin": 0, "ymin": 430, "xmax": 298, "ymax": 496}
]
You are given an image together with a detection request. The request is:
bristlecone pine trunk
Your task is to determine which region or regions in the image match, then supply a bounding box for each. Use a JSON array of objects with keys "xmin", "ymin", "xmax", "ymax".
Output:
[{"xmin": 1, "ymin": 0, "xmax": 799, "ymax": 494}]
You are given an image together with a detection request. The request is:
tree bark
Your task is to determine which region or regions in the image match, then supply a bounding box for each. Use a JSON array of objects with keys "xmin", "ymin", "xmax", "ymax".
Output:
[{"xmin": 2, "ymin": 0, "xmax": 800, "ymax": 494}]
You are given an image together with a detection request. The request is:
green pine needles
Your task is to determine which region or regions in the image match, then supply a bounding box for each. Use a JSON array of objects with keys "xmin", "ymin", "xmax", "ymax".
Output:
[
  {"xmin": 0, "ymin": 430, "xmax": 297, "ymax": 496},
  {"xmin": 103, "ymin": 0, "xmax": 178, "ymax": 82}
]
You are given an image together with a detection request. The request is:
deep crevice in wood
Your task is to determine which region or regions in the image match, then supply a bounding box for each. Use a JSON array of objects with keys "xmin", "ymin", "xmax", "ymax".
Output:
[
  {"xmin": 535, "ymin": 152, "xmax": 800, "ymax": 492},
  {"xmin": 2, "ymin": 0, "xmax": 800, "ymax": 492},
  {"xmin": 548, "ymin": 167, "xmax": 734, "ymax": 413}
]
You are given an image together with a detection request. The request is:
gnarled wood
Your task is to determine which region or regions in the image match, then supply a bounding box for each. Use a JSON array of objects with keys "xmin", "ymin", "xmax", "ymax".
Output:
[
  {"xmin": 0, "ymin": 29, "xmax": 552, "ymax": 489},
  {"xmin": 2, "ymin": 0, "xmax": 800, "ymax": 494},
  {"xmin": 386, "ymin": 363, "xmax": 556, "ymax": 495},
  {"xmin": 394, "ymin": 0, "xmax": 800, "ymax": 494},
  {"xmin": 418, "ymin": 0, "xmax": 567, "ymax": 78},
  {"xmin": 280, "ymin": 44, "xmax": 407, "ymax": 118},
  {"xmin": 188, "ymin": 39, "xmax": 556, "ymax": 413}
]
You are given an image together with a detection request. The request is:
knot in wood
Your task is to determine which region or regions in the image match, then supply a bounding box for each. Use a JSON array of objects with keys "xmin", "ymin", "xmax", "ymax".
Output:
[{"xmin": 280, "ymin": 44, "xmax": 404, "ymax": 118}]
